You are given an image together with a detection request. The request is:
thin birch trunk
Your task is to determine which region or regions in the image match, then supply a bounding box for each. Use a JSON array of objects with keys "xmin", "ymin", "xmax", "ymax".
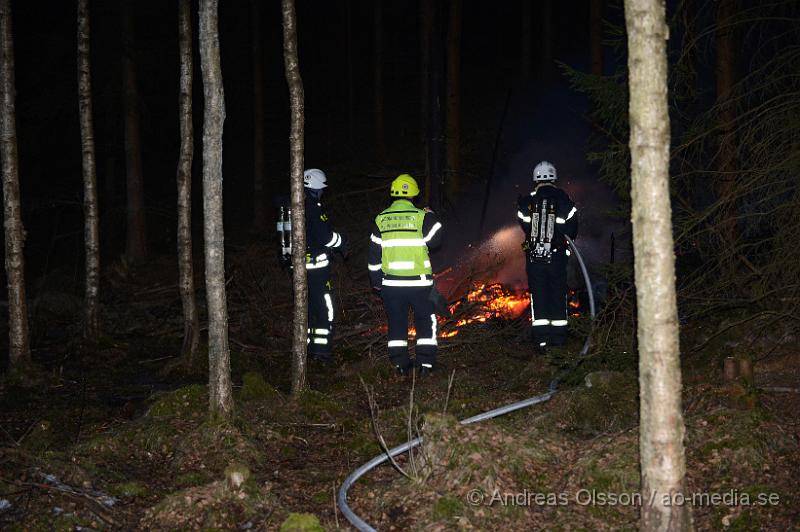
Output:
[
  {"xmin": 121, "ymin": 0, "xmax": 147, "ymax": 261},
  {"xmin": 177, "ymin": 0, "xmax": 199, "ymax": 362},
  {"xmin": 199, "ymin": 0, "xmax": 233, "ymax": 420},
  {"xmin": 251, "ymin": 0, "xmax": 266, "ymax": 232},
  {"xmin": 0, "ymin": 0, "xmax": 30, "ymax": 370},
  {"xmin": 624, "ymin": 0, "xmax": 692, "ymax": 530},
  {"xmin": 373, "ymin": 0, "xmax": 386, "ymax": 163},
  {"xmin": 281, "ymin": 0, "xmax": 307, "ymax": 395},
  {"xmin": 78, "ymin": 0, "xmax": 100, "ymax": 339}
]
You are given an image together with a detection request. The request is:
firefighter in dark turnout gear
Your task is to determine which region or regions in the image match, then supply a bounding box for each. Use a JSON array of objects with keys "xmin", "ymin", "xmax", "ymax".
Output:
[
  {"xmin": 368, "ymin": 174, "xmax": 444, "ymax": 376},
  {"xmin": 517, "ymin": 161, "xmax": 578, "ymax": 350},
  {"xmin": 303, "ymin": 169, "xmax": 345, "ymax": 362}
]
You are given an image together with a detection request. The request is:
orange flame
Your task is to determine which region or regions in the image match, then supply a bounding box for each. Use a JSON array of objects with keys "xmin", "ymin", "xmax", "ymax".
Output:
[{"xmin": 371, "ymin": 282, "xmax": 580, "ymax": 339}]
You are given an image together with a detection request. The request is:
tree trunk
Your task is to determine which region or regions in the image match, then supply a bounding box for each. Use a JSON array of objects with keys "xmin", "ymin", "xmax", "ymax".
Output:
[
  {"xmin": 540, "ymin": 0, "xmax": 553, "ymax": 83},
  {"xmin": 120, "ymin": 0, "xmax": 147, "ymax": 261},
  {"xmin": 445, "ymin": 0, "xmax": 462, "ymax": 200},
  {"xmin": 281, "ymin": 0, "xmax": 307, "ymax": 396},
  {"xmin": 102, "ymin": 86, "xmax": 117, "ymax": 244},
  {"xmin": 251, "ymin": 0, "xmax": 266, "ymax": 232},
  {"xmin": 715, "ymin": 0, "xmax": 737, "ymax": 247},
  {"xmin": 77, "ymin": 0, "xmax": 100, "ymax": 339},
  {"xmin": 344, "ymin": 0, "xmax": 354, "ymax": 146},
  {"xmin": 624, "ymin": 0, "xmax": 692, "ymax": 530},
  {"xmin": 426, "ymin": 0, "xmax": 445, "ymax": 211},
  {"xmin": 177, "ymin": 0, "xmax": 200, "ymax": 363},
  {"xmin": 199, "ymin": 0, "xmax": 233, "ymax": 420},
  {"xmin": 0, "ymin": 0, "xmax": 31, "ymax": 371},
  {"xmin": 373, "ymin": 0, "xmax": 386, "ymax": 163},
  {"xmin": 590, "ymin": 0, "xmax": 604, "ymax": 77},
  {"xmin": 520, "ymin": 0, "xmax": 531, "ymax": 80},
  {"xmin": 420, "ymin": 0, "xmax": 433, "ymax": 182}
]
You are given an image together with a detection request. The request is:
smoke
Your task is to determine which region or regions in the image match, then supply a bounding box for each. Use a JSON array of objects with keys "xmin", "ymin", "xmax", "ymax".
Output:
[{"xmin": 430, "ymin": 82, "xmax": 627, "ymax": 296}]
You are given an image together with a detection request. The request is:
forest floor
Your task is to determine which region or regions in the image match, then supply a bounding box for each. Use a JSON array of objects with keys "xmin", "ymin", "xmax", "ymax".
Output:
[{"xmin": 1, "ymin": 243, "xmax": 798, "ymax": 531}]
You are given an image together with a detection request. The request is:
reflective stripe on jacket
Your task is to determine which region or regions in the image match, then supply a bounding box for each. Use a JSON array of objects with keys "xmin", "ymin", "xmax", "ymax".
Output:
[{"xmin": 374, "ymin": 199, "xmax": 433, "ymax": 277}]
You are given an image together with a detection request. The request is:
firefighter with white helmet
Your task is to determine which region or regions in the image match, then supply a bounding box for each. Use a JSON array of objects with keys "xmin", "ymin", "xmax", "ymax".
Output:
[
  {"xmin": 302, "ymin": 168, "xmax": 345, "ymax": 363},
  {"xmin": 517, "ymin": 161, "xmax": 578, "ymax": 351},
  {"xmin": 367, "ymin": 174, "xmax": 444, "ymax": 377}
]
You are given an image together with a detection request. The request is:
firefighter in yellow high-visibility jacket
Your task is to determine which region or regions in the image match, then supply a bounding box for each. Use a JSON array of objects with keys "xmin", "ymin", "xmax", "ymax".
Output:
[{"xmin": 367, "ymin": 175, "xmax": 443, "ymax": 377}]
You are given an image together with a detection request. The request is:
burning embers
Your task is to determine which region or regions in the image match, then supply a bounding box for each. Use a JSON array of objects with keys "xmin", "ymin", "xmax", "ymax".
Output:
[
  {"xmin": 443, "ymin": 282, "xmax": 529, "ymax": 334},
  {"xmin": 372, "ymin": 282, "xmax": 581, "ymax": 339}
]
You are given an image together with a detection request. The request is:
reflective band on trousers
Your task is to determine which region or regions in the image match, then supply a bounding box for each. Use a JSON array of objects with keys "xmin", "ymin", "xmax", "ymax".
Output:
[
  {"xmin": 368, "ymin": 263, "xmax": 382, "ymax": 271},
  {"xmin": 370, "ymin": 233, "xmax": 382, "ymax": 245},
  {"xmin": 388, "ymin": 340, "xmax": 408, "ymax": 347},
  {"xmin": 306, "ymin": 260, "xmax": 330, "ymax": 269},
  {"xmin": 551, "ymin": 320, "xmax": 568, "ymax": 326},
  {"xmin": 307, "ymin": 328, "xmax": 330, "ymax": 335},
  {"xmin": 312, "ymin": 338, "xmax": 328, "ymax": 344},
  {"xmin": 325, "ymin": 232, "xmax": 342, "ymax": 247},
  {"xmin": 382, "ymin": 278, "xmax": 433, "ymax": 287},
  {"xmin": 533, "ymin": 319, "xmax": 550, "ymax": 326},
  {"xmin": 324, "ymin": 293, "xmax": 334, "ymax": 322},
  {"xmin": 415, "ymin": 314, "xmax": 438, "ymax": 346}
]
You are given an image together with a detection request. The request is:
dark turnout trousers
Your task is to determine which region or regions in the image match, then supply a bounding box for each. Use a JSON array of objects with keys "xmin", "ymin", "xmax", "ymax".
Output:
[
  {"xmin": 526, "ymin": 252, "xmax": 569, "ymax": 347},
  {"xmin": 382, "ymin": 285, "xmax": 437, "ymax": 369},
  {"xmin": 307, "ymin": 265, "xmax": 334, "ymax": 357}
]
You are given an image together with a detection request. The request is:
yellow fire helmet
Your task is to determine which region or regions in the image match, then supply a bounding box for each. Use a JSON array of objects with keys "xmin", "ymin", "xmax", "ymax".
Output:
[{"xmin": 390, "ymin": 174, "xmax": 420, "ymax": 198}]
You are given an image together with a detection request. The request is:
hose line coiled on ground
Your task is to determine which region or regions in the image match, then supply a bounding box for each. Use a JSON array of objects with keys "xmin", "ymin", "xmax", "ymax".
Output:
[{"xmin": 338, "ymin": 236, "xmax": 594, "ymax": 531}]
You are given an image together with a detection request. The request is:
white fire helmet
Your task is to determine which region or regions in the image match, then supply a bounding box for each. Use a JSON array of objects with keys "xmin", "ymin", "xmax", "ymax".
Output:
[
  {"xmin": 533, "ymin": 160, "xmax": 557, "ymax": 182},
  {"xmin": 303, "ymin": 168, "xmax": 327, "ymax": 189}
]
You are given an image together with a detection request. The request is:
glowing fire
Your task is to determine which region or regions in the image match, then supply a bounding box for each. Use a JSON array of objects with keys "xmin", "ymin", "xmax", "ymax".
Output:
[
  {"xmin": 439, "ymin": 282, "xmax": 530, "ymax": 338},
  {"xmin": 375, "ymin": 282, "xmax": 581, "ymax": 340}
]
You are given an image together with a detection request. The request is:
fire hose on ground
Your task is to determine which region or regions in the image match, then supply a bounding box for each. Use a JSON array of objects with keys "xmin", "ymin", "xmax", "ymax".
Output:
[{"xmin": 338, "ymin": 236, "xmax": 595, "ymax": 531}]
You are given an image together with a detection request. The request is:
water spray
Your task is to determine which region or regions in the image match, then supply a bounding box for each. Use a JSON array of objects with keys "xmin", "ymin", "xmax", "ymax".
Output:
[{"xmin": 338, "ymin": 236, "xmax": 595, "ymax": 531}]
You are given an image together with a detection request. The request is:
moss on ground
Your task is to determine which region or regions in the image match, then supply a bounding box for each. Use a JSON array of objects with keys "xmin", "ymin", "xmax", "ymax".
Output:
[
  {"xmin": 554, "ymin": 371, "xmax": 639, "ymax": 437},
  {"xmin": 692, "ymin": 408, "xmax": 790, "ymax": 465},
  {"xmin": 19, "ymin": 420, "xmax": 54, "ymax": 454},
  {"xmin": 279, "ymin": 512, "xmax": 324, "ymax": 532},
  {"xmin": 141, "ymin": 478, "xmax": 273, "ymax": 530},
  {"xmin": 107, "ymin": 481, "xmax": 148, "ymax": 498},
  {"xmin": 146, "ymin": 384, "xmax": 207, "ymax": 418},
  {"xmin": 239, "ymin": 371, "xmax": 282, "ymax": 402},
  {"xmin": 297, "ymin": 389, "xmax": 344, "ymax": 419},
  {"xmin": 432, "ymin": 494, "xmax": 464, "ymax": 520}
]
